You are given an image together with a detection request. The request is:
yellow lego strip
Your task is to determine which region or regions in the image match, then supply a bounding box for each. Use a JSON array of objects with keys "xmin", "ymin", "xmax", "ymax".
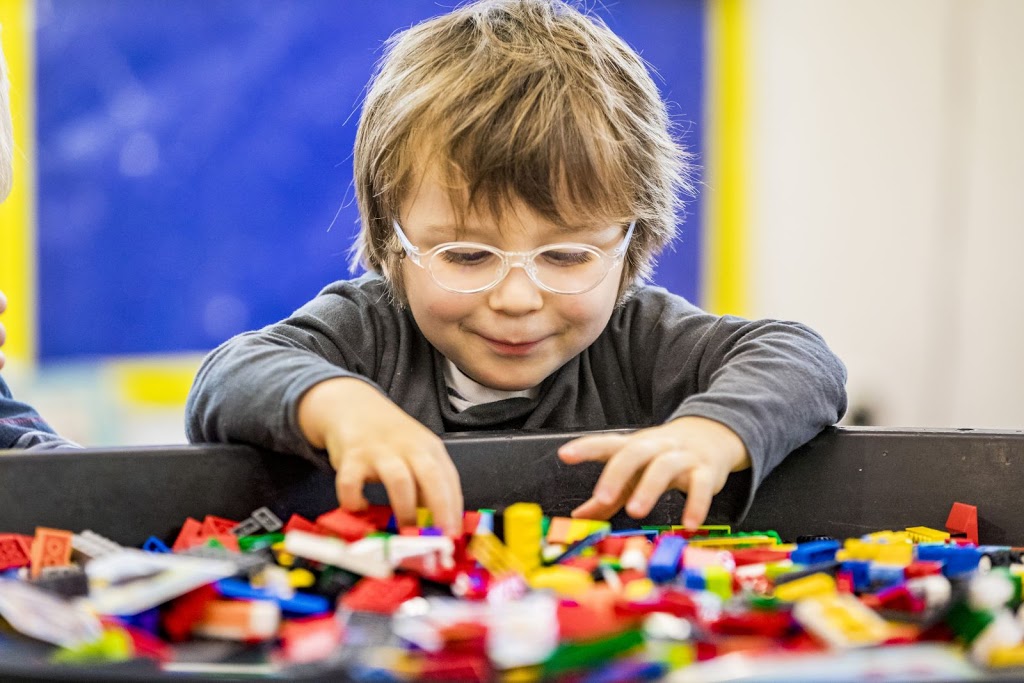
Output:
[
  {"xmin": 688, "ymin": 534, "xmax": 778, "ymax": 549},
  {"xmin": 106, "ymin": 355, "xmax": 205, "ymax": 407},
  {"xmin": 0, "ymin": 0, "xmax": 37, "ymax": 364},
  {"xmin": 703, "ymin": 0, "xmax": 748, "ymax": 316}
]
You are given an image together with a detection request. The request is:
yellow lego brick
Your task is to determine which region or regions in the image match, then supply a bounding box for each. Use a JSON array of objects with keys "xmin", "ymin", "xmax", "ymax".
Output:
[
  {"xmin": 699, "ymin": 525, "xmax": 732, "ymax": 534},
  {"xmin": 288, "ymin": 568, "xmax": 316, "ymax": 589},
  {"xmin": 874, "ymin": 543, "xmax": 914, "ymax": 566},
  {"xmin": 565, "ymin": 519, "xmax": 593, "ymax": 544},
  {"xmin": 905, "ymin": 526, "xmax": 951, "ymax": 543},
  {"xmin": 688, "ymin": 535, "xmax": 778, "ymax": 549},
  {"xmin": 764, "ymin": 560, "xmax": 795, "ymax": 580},
  {"xmin": 528, "ymin": 565, "xmax": 593, "ymax": 598},
  {"xmin": 468, "ymin": 533, "xmax": 525, "ymax": 577},
  {"xmin": 623, "ymin": 577, "xmax": 656, "ymax": 601},
  {"xmin": 500, "ymin": 665, "xmax": 543, "ymax": 682},
  {"xmin": 773, "ymin": 572, "xmax": 837, "ymax": 602},
  {"xmin": 988, "ymin": 644, "xmax": 1024, "ymax": 668},
  {"xmin": 416, "ymin": 508, "xmax": 433, "ymax": 528},
  {"xmin": 504, "ymin": 503, "xmax": 543, "ymax": 572},
  {"xmin": 792, "ymin": 593, "xmax": 891, "ymax": 647},
  {"xmin": 704, "ymin": 565, "xmax": 733, "ymax": 601}
]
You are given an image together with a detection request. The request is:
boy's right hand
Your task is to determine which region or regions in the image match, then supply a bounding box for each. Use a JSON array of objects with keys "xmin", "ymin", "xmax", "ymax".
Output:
[{"xmin": 297, "ymin": 377, "xmax": 464, "ymax": 536}]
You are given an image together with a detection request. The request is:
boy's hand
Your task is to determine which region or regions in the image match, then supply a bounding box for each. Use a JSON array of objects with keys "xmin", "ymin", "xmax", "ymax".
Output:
[
  {"xmin": 298, "ymin": 377, "xmax": 464, "ymax": 536},
  {"xmin": 557, "ymin": 416, "xmax": 751, "ymax": 529}
]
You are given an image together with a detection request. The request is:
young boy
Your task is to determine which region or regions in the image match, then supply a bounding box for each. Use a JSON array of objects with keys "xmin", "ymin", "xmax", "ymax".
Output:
[
  {"xmin": 187, "ymin": 0, "xmax": 846, "ymax": 536},
  {"xmin": 0, "ymin": 30, "xmax": 77, "ymax": 450}
]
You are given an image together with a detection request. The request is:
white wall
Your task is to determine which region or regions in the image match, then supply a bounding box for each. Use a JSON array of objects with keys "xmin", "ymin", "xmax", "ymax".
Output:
[{"xmin": 746, "ymin": 0, "xmax": 1024, "ymax": 428}]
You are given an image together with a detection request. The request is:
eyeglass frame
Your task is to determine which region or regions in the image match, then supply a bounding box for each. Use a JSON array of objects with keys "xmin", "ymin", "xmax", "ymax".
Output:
[{"xmin": 392, "ymin": 219, "xmax": 636, "ymax": 295}]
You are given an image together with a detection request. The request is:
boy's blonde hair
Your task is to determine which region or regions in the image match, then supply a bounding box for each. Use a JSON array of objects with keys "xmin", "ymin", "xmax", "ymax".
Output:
[
  {"xmin": 353, "ymin": 0, "xmax": 693, "ymax": 300},
  {"xmin": 0, "ymin": 28, "xmax": 13, "ymax": 202}
]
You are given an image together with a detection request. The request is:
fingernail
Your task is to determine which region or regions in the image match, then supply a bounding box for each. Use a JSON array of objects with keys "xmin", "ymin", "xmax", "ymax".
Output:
[
  {"xmin": 627, "ymin": 500, "xmax": 645, "ymax": 517},
  {"xmin": 596, "ymin": 489, "xmax": 612, "ymax": 504}
]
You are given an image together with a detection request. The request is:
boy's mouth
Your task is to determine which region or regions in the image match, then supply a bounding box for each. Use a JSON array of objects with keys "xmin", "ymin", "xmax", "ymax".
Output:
[{"xmin": 479, "ymin": 334, "xmax": 547, "ymax": 356}]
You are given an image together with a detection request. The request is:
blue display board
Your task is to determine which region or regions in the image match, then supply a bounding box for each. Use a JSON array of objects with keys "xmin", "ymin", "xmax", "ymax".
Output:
[{"xmin": 36, "ymin": 0, "xmax": 703, "ymax": 360}]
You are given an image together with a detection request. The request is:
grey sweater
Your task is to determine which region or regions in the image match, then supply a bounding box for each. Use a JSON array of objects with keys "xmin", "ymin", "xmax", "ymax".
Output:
[{"xmin": 186, "ymin": 275, "xmax": 847, "ymax": 520}]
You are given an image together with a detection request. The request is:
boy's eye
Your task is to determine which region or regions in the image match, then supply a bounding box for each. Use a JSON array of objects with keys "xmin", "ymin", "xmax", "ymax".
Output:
[
  {"xmin": 439, "ymin": 249, "xmax": 495, "ymax": 266},
  {"xmin": 540, "ymin": 248, "xmax": 596, "ymax": 266}
]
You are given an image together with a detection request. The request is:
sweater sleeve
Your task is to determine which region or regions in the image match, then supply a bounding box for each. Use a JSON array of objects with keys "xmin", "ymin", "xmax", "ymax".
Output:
[
  {"xmin": 185, "ymin": 277, "xmax": 395, "ymax": 462},
  {"xmin": 620, "ymin": 288, "xmax": 848, "ymax": 522}
]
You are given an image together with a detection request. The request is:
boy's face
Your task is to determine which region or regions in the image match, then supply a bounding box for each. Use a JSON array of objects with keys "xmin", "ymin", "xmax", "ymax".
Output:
[{"xmin": 399, "ymin": 170, "xmax": 627, "ymax": 392}]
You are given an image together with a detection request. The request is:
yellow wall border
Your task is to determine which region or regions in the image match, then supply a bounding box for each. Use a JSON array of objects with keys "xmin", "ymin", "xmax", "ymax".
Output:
[
  {"xmin": 704, "ymin": 0, "xmax": 747, "ymax": 316},
  {"xmin": 0, "ymin": 0, "xmax": 37, "ymax": 364}
]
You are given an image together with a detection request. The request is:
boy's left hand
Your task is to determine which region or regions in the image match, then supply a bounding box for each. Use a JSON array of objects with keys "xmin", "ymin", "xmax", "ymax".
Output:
[{"xmin": 558, "ymin": 416, "xmax": 751, "ymax": 529}]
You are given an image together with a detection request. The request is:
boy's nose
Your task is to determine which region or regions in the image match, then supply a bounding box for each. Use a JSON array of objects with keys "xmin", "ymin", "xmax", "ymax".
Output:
[{"xmin": 487, "ymin": 266, "xmax": 544, "ymax": 315}]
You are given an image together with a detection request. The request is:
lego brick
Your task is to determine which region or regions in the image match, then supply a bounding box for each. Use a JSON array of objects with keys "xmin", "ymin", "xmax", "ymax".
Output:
[
  {"xmin": 339, "ymin": 575, "xmax": 420, "ymax": 614},
  {"xmin": 316, "ymin": 508, "xmax": 376, "ymax": 542},
  {"xmin": 0, "ymin": 534, "xmax": 32, "ymax": 571},
  {"xmin": 30, "ymin": 527, "xmax": 73, "ymax": 579},
  {"xmin": 946, "ymin": 502, "xmax": 979, "ymax": 545}
]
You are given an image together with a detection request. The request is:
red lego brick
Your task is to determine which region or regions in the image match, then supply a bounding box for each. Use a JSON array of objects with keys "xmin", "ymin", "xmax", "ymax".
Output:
[
  {"xmin": 279, "ymin": 615, "xmax": 345, "ymax": 663},
  {"xmin": 172, "ymin": 518, "xmax": 205, "ymax": 552},
  {"xmin": 615, "ymin": 586, "xmax": 698, "ymax": 620},
  {"xmin": 462, "ymin": 511, "xmax": 482, "ymax": 537},
  {"xmin": 161, "ymin": 584, "xmax": 219, "ymax": 642},
  {"xmin": 596, "ymin": 536, "xmax": 626, "ymax": 557},
  {"xmin": 905, "ymin": 560, "xmax": 944, "ymax": 579},
  {"xmin": 339, "ymin": 575, "xmax": 421, "ymax": 614},
  {"xmin": 558, "ymin": 600, "xmax": 634, "ymax": 642},
  {"xmin": 860, "ymin": 585, "xmax": 925, "ymax": 613},
  {"xmin": 730, "ymin": 548, "xmax": 792, "ymax": 566},
  {"xmin": 283, "ymin": 513, "xmax": 320, "ymax": 534},
  {"xmin": 419, "ymin": 651, "xmax": 490, "ymax": 682},
  {"xmin": 30, "ymin": 527, "xmax": 72, "ymax": 579},
  {"xmin": 438, "ymin": 621, "xmax": 488, "ymax": 653},
  {"xmin": 316, "ymin": 508, "xmax": 376, "ymax": 542},
  {"xmin": 354, "ymin": 505, "xmax": 395, "ymax": 532},
  {"xmin": 204, "ymin": 534, "xmax": 240, "ymax": 553},
  {"xmin": 946, "ymin": 502, "xmax": 979, "ymax": 545},
  {"xmin": 707, "ymin": 610, "xmax": 794, "ymax": 638},
  {"xmin": 559, "ymin": 555, "xmax": 600, "ymax": 574},
  {"xmin": 836, "ymin": 570, "xmax": 855, "ymax": 593},
  {"xmin": 0, "ymin": 534, "xmax": 31, "ymax": 571},
  {"xmin": 201, "ymin": 515, "xmax": 239, "ymax": 537}
]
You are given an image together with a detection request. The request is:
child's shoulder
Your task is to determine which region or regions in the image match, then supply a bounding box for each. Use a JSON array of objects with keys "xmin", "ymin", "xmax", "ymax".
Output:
[{"xmin": 615, "ymin": 284, "xmax": 706, "ymax": 322}]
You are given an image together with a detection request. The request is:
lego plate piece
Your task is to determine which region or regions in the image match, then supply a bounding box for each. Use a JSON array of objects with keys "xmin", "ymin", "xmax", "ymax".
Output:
[{"xmin": 0, "ymin": 579, "xmax": 103, "ymax": 647}]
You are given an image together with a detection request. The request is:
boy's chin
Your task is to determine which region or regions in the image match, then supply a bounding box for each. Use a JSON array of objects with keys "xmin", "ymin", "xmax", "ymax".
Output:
[{"xmin": 467, "ymin": 366, "xmax": 547, "ymax": 392}]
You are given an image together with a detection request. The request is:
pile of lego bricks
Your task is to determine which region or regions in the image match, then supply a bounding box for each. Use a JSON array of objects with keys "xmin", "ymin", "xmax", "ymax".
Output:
[{"xmin": 0, "ymin": 500, "xmax": 1023, "ymax": 681}]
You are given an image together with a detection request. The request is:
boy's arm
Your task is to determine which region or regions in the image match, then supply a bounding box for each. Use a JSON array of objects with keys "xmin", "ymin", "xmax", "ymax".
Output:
[
  {"xmin": 185, "ymin": 280, "xmax": 392, "ymax": 462},
  {"xmin": 567, "ymin": 289, "xmax": 846, "ymax": 524},
  {"xmin": 646, "ymin": 293, "xmax": 848, "ymax": 520}
]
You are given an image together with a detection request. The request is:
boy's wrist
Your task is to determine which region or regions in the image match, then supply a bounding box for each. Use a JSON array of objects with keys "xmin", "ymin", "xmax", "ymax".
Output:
[
  {"xmin": 297, "ymin": 377, "xmax": 384, "ymax": 452},
  {"xmin": 667, "ymin": 415, "xmax": 751, "ymax": 473}
]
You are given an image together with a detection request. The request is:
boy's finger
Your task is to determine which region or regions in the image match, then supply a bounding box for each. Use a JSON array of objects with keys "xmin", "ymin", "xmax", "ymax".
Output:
[
  {"xmin": 407, "ymin": 451, "xmax": 460, "ymax": 535},
  {"xmin": 557, "ymin": 433, "xmax": 630, "ymax": 461},
  {"xmin": 376, "ymin": 456, "xmax": 418, "ymax": 528},
  {"xmin": 572, "ymin": 468, "xmax": 641, "ymax": 520},
  {"xmin": 590, "ymin": 438, "xmax": 662, "ymax": 508},
  {"xmin": 440, "ymin": 454, "xmax": 465, "ymax": 532},
  {"xmin": 681, "ymin": 467, "xmax": 714, "ymax": 530},
  {"xmin": 335, "ymin": 457, "xmax": 370, "ymax": 511},
  {"xmin": 626, "ymin": 450, "xmax": 689, "ymax": 519}
]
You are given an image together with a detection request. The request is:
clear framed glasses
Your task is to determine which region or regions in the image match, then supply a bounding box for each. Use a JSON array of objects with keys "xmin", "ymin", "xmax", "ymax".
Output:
[{"xmin": 393, "ymin": 220, "xmax": 636, "ymax": 295}]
